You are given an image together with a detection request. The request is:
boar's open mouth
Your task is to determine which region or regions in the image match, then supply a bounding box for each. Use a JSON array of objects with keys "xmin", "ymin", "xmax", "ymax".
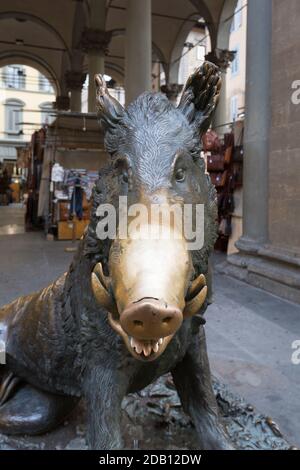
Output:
[
  {"xmin": 91, "ymin": 262, "xmax": 207, "ymax": 362},
  {"xmin": 108, "ymin": 313, "xmax": 174, "ymax": 361}
]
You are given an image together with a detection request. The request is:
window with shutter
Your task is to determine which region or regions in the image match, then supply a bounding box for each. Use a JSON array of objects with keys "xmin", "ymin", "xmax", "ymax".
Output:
[{"xmin": 5, "ymin": 99, "xmax": 24, "ymax": 136}]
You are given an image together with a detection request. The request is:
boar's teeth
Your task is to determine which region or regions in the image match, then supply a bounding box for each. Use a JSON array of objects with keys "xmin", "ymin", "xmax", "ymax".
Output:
[
  {"xmin": 130, "ymin": 337, "xmax": 143, "ymax": 354},
  {"xmin": 130, "ymin": 337, "xmax": 163, "ymax": 356},
  {"xmin": 143, "ymin": 344, "xmax": 152, "ymax": 357}
]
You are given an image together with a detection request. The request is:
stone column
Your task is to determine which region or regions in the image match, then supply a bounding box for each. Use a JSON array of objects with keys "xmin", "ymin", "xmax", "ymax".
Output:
[
  {"xmin": 125, "ymin": 0, "xmax": 152, "ymax": 105},
  {"xmin": 205, "ymin": 49, "xmax": 236, "ymax": 130},
  {"xmin": 160, "ymin": 83, "xmax": 183, "ymax": 105},
  {"xmin": 218, "ymin": 1, "xmax": 300, "ymax": 301},
  {"xmin": 54, "ymin": 95, "xmax": 70, "ymax": 111},
  {"xmin": 81, "ymin": 28, "xmax": 111, "ymax": 112},
  {"xmin": 235, "ymin": 0, "xmax": 272, "ymax": 252},
  {"xmin": 79, "ymin": 0, "xmax": 110, "ymax": 112},
  {"xmin": 65, "ymin": 71, "xmax": 86, "ymax": 112}
]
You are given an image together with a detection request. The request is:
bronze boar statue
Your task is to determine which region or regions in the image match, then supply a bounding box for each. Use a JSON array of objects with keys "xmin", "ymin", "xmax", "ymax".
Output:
[{"xmin": 0, "ymin": 62, "xmax": 233, "ymax": 450}]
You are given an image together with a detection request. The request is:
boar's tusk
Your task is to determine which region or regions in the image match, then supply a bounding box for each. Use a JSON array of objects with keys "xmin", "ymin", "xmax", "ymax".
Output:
[
  {"xmin": 93, "ymin": 262, "xmax": 110, "ymax": 290},
  {"xmin": 187, "ymin": 274, "xmax": 206, "ymax": 300},
  {"xmin": 183, "ymin": 285, "xmax": 207, "ymax": 318},
  {"xmin": 91, "ymin": 272, "xmax": 118, "ymax": 315}
]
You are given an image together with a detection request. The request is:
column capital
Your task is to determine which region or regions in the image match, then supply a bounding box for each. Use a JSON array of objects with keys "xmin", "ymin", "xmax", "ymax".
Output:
[
  {"xmin": 65, "ymin": 71, "xmax": 86, "ymax": 91},
  {"xmin": 54, "ymin": 95, "xmax": 70, "ymax": 111},
  {"xmin": 80, "ymin": 28, "xmax": 112, "ymax": 54},
  {"xmin": 205, "ymin": 48, "xmax": 236, "ymax": 72},
  {"xmin": 160, "ymin": 83, "xmax": 183, "ymax": 102}
]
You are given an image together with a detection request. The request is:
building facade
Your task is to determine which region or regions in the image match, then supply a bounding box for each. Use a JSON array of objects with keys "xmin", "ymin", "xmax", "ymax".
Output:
[
  {"xmin": 226, "ymin": 0, "xmax": 247, "ymax": 125},
  {"xmin": 0, "ymin": 65, "xmax": 55, "ymax": 166}
]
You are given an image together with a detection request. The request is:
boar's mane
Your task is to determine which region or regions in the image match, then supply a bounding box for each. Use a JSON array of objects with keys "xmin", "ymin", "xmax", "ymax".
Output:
[{"xmin": 104, "ymin": 92, "xmax": 201, "ymax": 161}]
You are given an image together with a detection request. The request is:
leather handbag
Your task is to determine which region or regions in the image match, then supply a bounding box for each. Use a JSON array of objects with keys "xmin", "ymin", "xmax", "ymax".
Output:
[
  {"xmin": 207, "ymin": 153, "xmax": 224, "ymax": 172},
  {"xmin": 224, "ymin": 146, "xmax": 233, "ymax": 165},
  {"xmin": 210, "ymin": 170, "xmax": 228, "ymax": 188},
  {"xmin": 202, "ymin": 130, "xmax": 221, "ymax": 152},
  {"xmin": 219, "ymin": 217, "xmax": 232, "ymax": 237},
  {"xmin": 224, "ymin": 132, "xmax": 234, "ymax": 147},
  {"xmin": 233, "ymin": 146, "xmax": 244, "ymax": 162},
  {"xmin": 234, "ymin": 163, "xmax": 243, "ymax": 186},
  {"xmin": 221, "ymin": 193, "xmax": 234, "ymax": 214},
  {"xmin": 233, "ymin": 128, "xmax": 244, "ymax": 162}
]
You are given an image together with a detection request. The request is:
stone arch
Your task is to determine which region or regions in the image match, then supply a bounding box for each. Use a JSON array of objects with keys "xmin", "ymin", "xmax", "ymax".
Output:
[
  {"xmin": 105, "ymin": 62, "xmax": 125, "ymax": 84},
  {"xmin": 82, "ymin": 60, "xmax": 125, "ymax": 85},
  {"xmin": 212, "ymin": 0, "xmax": 239, "ymax": 130},
  {"xmin": 217, "ymin": 0, "xmax": 239, "ymax": 49},
  {"xmin": 189, "ymin": 0, "xmax": 217, "ymax": 48},
  {"xmin": 168, "ymin": 12, "xmax": 207, "ymax": 83},
  {"xmin": 110, "ymin": 28, "xmax": 168, "ymax": 81},
  {"xmin": 152, "ymin": 42, "xmax": 167, "ymax": 86},
  {"xmin": 0, "ymin": 11, "xmax": 71, "ymax": 61},
  {"xmin": 0, "ymin": 50, "xmax": 60, "ymax": 96}
]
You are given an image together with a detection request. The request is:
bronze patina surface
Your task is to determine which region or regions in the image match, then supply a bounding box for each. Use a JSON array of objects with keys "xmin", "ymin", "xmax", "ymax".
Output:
[{"xmin": 0, "ymin": 62, "xmax": 281, "ymax": 450}]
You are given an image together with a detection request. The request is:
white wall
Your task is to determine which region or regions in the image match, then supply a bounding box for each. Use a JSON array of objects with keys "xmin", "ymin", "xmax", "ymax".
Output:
[{"xmin": 0, "ymin": 65, "xmax": 56, "ymax": 147}]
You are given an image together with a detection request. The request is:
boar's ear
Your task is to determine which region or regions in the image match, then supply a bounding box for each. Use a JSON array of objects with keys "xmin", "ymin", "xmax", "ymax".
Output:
[
  {"xmin": 177, "ymin": 62, "xmax": 221, "ymax": 137},
  {"xmin": 95, "ymin": 74, "xmax": 125, "ymax": 131}
]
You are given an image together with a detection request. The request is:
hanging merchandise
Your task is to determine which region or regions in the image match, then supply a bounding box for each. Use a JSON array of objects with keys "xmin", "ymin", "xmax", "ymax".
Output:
[
  {"xmin": 202, "ymin": 128, "xmax": 239, "ymax": 252},
  {"xmin": 210, "ymin": 170, "xmax": 228, "ymax": 188},
  {"xmin": 202, "ymin": 129, "xmax": 221, "ymax": 152},
  {"xmin": 233, "ymin": 128, "xmax": 244, "ymax": 163},
  {"xmin": 232, "ymin": 127, "xmax": 244, "ymax": 186},
  {"xmin": 206, "ymin": 153, "xmax": 225, "ymax": 172},
  {"xmin": 51, "ymin": 163, "xmax": 65, "ymax": 182},
  {"xmin": 49, "ymin": 167, "xmax": 99, "ymax": 240},
  {"xmin": 69, "ymin": 178, "xmax": 83, "ymax": 220}
]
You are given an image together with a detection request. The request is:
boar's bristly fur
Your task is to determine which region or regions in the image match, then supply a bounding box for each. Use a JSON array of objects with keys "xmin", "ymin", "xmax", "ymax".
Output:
[{"xmin": 0, "ymin": 62, "xmax": 233, "ymax": 450}]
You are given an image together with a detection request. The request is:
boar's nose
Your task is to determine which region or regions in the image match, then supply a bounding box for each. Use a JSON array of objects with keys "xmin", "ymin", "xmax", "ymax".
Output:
[{"xmin": 120, "ymin": 298, "xmax": 183, "ymax": 340}]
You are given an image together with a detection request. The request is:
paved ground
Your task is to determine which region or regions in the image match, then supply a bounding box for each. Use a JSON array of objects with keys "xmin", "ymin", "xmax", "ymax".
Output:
[
  {"xmin": 206, "ymin": 263, "xmax": 300, "ymax": 447},
  {"xmin": 0, "ymin": 204, "xmax": 300, "ymax": 447}
]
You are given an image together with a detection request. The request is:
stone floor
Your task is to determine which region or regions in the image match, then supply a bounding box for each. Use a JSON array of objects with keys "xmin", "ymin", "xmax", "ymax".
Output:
[
  {"xmin": 206, "ymin": 260, "xmax": 300, "ymax": 448},
  {"xmin": 0, "ymin": 204, "xmax": 300, "ymax": 448}
]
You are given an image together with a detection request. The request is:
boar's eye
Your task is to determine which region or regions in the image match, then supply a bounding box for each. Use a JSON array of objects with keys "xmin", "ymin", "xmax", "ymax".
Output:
[
  {"xmin": 174, "ymin": 167, "xmax": 186, "ymax": 182},
  {"xmin": 113, "ymin": 156, "xmax": 130, "ymax": 184}
]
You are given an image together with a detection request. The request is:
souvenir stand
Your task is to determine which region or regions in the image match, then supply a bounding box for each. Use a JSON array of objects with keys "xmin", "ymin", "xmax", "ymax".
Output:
[{"xmin": 38, "ymin": 113, "xmax": 108, "ymax": 240}]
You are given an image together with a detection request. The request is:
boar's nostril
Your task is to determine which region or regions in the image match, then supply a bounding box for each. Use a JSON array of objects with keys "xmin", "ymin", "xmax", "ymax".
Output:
[
  {"xmin": 120, "ymin": 299, "xmax": 183, "ymax": 340},
  {"xmin": 133, "ymin": 297, "xmax": 159, "ymax": 304}
]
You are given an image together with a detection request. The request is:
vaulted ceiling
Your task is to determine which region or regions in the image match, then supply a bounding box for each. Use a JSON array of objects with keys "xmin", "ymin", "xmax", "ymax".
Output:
[{"xmin": 0, "ymin": 0, "xmax": 237, "ymax": 95}]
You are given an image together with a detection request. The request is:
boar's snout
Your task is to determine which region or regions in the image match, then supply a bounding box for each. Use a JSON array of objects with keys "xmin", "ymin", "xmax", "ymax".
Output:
[{"xmin": 120, "ymin": 298, "xmax": 182, "ymax": 341}]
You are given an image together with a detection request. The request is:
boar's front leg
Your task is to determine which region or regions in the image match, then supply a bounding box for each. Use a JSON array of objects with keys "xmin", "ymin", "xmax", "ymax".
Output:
[
  {"xmin": 171, "ymin": 326, "xmax": 233, "ymax": 450},
  {"xmin": 84, "ymin": 366, "xmax": 127, "ymax": 450}
]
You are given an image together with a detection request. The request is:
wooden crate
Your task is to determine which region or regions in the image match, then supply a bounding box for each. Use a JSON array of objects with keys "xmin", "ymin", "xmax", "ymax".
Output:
[{"xmin": 58, "ymin": 219, "xmax": 89, "ymax": 240}]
